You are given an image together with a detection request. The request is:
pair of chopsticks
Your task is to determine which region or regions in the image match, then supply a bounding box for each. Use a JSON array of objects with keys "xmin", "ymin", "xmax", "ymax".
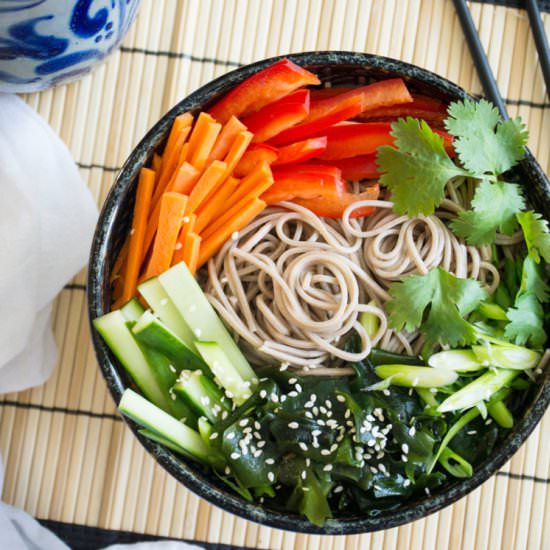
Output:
[{"xmin": 453, "ymin": 0, "xmax": 550, "ymax": 119}]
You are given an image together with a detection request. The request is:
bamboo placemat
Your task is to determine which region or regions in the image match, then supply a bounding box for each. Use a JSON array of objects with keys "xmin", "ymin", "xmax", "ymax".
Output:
[{"xmin": 1, "ymin": 1, "xmax": 549, "ymax": 548}]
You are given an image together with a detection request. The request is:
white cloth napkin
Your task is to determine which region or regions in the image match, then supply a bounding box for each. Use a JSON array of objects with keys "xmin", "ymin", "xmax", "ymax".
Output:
[
  {"xmin": 0, "ymin": 94, "xmax": 205, "ymax": 550},
  {"xmin": 0, "ymin": 93, "xmax": 98, "ymax": 392}
]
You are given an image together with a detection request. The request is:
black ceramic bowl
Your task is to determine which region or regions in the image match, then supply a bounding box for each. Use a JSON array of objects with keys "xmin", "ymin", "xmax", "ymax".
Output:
[{"xmin": 88, "ymin": 51, "xmax": 550, "ymax": 535}]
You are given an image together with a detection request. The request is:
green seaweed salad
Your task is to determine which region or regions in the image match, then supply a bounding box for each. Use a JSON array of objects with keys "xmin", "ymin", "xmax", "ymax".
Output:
[{"xmin": 95, "ymin": 99, "xmax": 550, "ymax": 527}]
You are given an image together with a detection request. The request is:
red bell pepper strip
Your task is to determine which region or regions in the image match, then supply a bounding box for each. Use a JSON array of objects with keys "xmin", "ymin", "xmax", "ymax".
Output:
[
  {"xmin": 208, "ymin": 59, "xmax": 320, "ymax": 124},
  {"xmin": 317, "ymin": 122, "xmax": 394, "ymax": 160},
  {"xmin": 293, "ymin": 184, "xmax": 381, "ymax": 219},
  {"xmin": 273, "ymin": 163, "xmax": 342, "ymax": 179},
  {"xmin": 268, "ymin": 93, "xmax": 363, "ymax": 146},
  {"xmin": 272, "ymin": 137, "xmax": 327, "ymax": 166},
  {"xmin": 263, "ymin": 168, "xmax": 347, "ymax": 205},
  {"xmin": 241, "ymin": 89, "xmax": 310, "ymax": 143},
  {"xmin": 233, "ymin": 143, "xmax": 279, "ymax": 177},
  {"xmin": 331, "ymin": 154, "xmax": 379, "ymax": 181},
  {"xmin": 355, "ymin": 94, "xmax": 447, "ymax": 124}
]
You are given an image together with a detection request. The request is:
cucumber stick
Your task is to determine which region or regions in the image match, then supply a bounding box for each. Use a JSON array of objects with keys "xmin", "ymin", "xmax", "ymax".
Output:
[
  {"xmin": 132, "ymin": 310, "xmax": 208, "ymax": 373},
  {"xmin": 93, "ymin": 311, "xmax": 172, "ymax": 412},
  {"xmin": 120, "ymin": 298, "xmax": 145, "ymax": 322},
  {"xmin": 195, "ymin": 341, "xmax": 253, "ymax": 404},
  {"xmin": 119, "ymin": 389, "xmax": 210, "ymax": 463},
  {"xmin": 138, "ymin": 277, "xmax": 197, "ymax": 350},
  {"xmin": 159, "ymin": 263, "xmax": 256, "ymax": 382}
]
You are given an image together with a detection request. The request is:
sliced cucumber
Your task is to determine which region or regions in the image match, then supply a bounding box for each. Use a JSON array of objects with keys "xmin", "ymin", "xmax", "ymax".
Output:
[
  {"xmin": 138, "ymin": 277, "xmax": 196, "ymax": 350},
  {"xmin": 132, "ymin": 310, "xmax": 207, "ymax": 373},
  {"xmin": 119, "ymin": 389, "xmax": 210, "ymax": 463},
  {"xmin": 195, "ymin": 341, "xmax": 253, "ymax": 404},
  {"xmin": 93, "ymin": 311, "xmax": 172, "ymax": 412},
  {"xmin": 374, "ymin": 365, "xmax": 458, "ymax": 388},
  {"xmin": 159, "ymin": 262, "xmax": 256, "ymax": 382},
  {"xmin": 198, "ymin": 416, "xmax": 214, "ymax": 444},
  {"xmin": 438, "ymin": 369, "xmax": 519, "ymax": 413},
  {"xmin": 428, "ymin": 349, "xmax": 484, "ymax": 372},
  {"xmin": 138, "ymin": 429, "xmax": 194, "ymax": 459},
  {"xmin": 120, "ymin": 298, "xmax": 146, "ymax": 322},
  {"xmin": 471, "ymin": 344, "xmax": 540, "ymax": 370},
  {"xmin": 487, "ymin": 399, "xmax": 514, "ymax": 428},
  {"xmin": 173, "ymin": 369, "xmax": 230, "ymax": 423}
]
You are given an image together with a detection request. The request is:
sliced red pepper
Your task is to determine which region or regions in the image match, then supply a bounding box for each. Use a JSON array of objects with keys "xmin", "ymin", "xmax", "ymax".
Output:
[
  {"xmin": 293, "ymin": 184, "xmax": 380, "ymax": 218},
  {"xmin": 273, "ymin": 163, "xmax": 342, "ymax": 179},
  {"xmin": 355, "ymin": 94, "xmax": 447, "ymax": 124},
  {"xmin": 268, "ymin": 94, "xmax": 364, "ymax": 146},
  {"xmin": 233, "ymin": 143, "xmax": 279, "ymax": 177},
  {"xmin": 331, "ymin": 154, "xmax": 379, "ymax": 181},
  {"xmin": 242, "ymin": 89, "xmax": 310, "ymax": 143},
  {"xmin": 208, "ymin": 59, "xmax": 320, "ymax": 124},
  {"xmin": 317, "ymin": 122, "xmax": 394, "ymax": 160},
  {"xmin": 262, "ymin": 170, "xmax": 347, "ymax": 205},
  {"xmin": 273, "ymin": 137, "xmax": 327, "ymax": 166}
]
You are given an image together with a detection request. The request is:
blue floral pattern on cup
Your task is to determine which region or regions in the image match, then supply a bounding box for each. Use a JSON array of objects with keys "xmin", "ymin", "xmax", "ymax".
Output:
[{"xmin": 0, "ymin": 0, "xmax": 141, "ymax": 92}]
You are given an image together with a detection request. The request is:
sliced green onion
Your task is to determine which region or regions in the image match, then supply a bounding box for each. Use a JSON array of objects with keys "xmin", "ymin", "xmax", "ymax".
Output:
[
  {"xmin": 471, "ymin": 343, "xmax": 540, "ymax": 370},
  {"xmin": 415, "ymin": 387, "xmax": 439, "ymax": 408},
  {"xmin": 477, "ymin": 302, "xmax": 509, "ymax": 321},
  {"xmin": 428, "ymin": 349, "xmax": 484, "ymax": 372},
  {"xmin": 438, "ymin": 369, "xmax": 519, "ymax": 413},
  {"xmin": 359, "ymin": 303, "xmax": 380, "ymax": 340},
  {"xmin": 427, "ymin": 407, "xmax": 479, "ymax": 473},
  {"xmin": 487, "ymin": 399, "xmax": 514, "ymax": 428},
  {"xmin": 439, "ymin": 447, "xmax": 473, "ymax": 478},
  {"xmin": 374, "ymin": 365, "xmax": 458, "ymax": 388}
]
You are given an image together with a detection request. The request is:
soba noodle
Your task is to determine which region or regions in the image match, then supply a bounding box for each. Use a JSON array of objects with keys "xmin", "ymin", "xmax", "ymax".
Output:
[{"xmin": 204, "ymin": 183, "xmax": 511, "ymax": 374}]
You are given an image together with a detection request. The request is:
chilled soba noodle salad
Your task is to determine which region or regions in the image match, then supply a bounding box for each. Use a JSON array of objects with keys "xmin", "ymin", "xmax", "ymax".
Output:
[{"xmin": 95, "ymin": 60, "xmax": 550, "ymax": 526}]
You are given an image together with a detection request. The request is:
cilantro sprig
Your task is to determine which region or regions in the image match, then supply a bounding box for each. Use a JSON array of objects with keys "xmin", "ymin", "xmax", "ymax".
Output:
[
  {"xmin": 375, "ymin": 99, "xmax": 531, "ymax": 246},
  {"xmin": 387, "ymin": 268, "xmax": 487, "ymax": 350}
]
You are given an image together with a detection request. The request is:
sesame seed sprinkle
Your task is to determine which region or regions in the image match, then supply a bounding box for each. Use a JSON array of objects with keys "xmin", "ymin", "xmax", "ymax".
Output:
[
  {"xmin": 299, "ymin": 442, "xmax": 308, "ymax": 451},
  {"xmin": 336, "ymin": 394, "xmax": 346, "ymax": 403},
  {"xmin": 323, "ymin": 465, "xmax": 333, "ymax": 472},
  {"xmin": 230, "ymin": 452, "xmax": 240, "ymax": 460},
  {"xmin": 288, "ymin": 422, "xmax": 299, "ymax": 429},
  {"xmin": 267, "ymin": 472, "xmax": 275, "ymax": 483},
  {"xmin": 333, "ymin": 485, "xmax": 344, "ymax": 494},
  {"xmin": 266, "ymin": 458, "xmax": 275, "ymax": 465}
]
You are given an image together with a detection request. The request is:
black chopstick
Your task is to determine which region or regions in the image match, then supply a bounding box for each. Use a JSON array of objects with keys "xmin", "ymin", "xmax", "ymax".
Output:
[
  {"xmin": 525, "ymin": 0, "xmax": 550, "ymax": 99},
  {"xmin": 452, "ymin": 0, "xmax": 509, "ymax": 119}
]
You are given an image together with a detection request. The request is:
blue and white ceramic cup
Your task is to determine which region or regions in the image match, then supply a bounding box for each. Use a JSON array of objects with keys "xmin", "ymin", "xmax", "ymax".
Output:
[{"xmin": 0, "ymin": 0, "xmax": 141, "ymax": 92}]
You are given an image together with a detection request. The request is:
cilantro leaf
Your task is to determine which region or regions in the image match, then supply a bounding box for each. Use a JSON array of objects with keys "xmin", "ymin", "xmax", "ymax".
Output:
[
  {"xmin": 450, "ymin": 180, "xmax": 525, "ymax": 245},
  {"xmin": 517, "ymin": 211, "xmax": 550, "ymax": 263},
  {"xmin": 445, "ymin": 99, "xmax": 528, "ymax": 176},
  {"xmin": 505, "ymin": 293, "xmax": 547, "ymax": 348},
  {"xmin": 387, "ymin": 268, "xmax": 487, "ymax": 349},
  {"xmin": 376, "ymin": 118, "xmax": 467, "ymax": 216},
  {"xmin": 519, "ymin": 256, "xmax": 550, "ymax": 302}
]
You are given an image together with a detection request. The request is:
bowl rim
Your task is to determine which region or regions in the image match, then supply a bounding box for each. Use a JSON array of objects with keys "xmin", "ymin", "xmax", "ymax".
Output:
[{"xmin": 88, "ymin": 50, "xmax": 550, "ymax": 535}]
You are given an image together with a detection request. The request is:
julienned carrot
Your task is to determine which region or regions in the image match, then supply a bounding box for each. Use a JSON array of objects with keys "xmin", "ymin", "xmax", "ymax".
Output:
[
  {"xmin": 201, "ymin": 183, "xmax": 268, "ymax": 241},
  {"xmin": 198, "ymin": 198, "xmax": 267, "ymax": 267},
  {"xmin": 183, "ymin": 232, "xmax": 201, "ymax": 274},
  {"xmin": 223, "ymin": 130, "xmax": 254, "ymax": 175},
  {"xmin": 153, "ymin": 125, "xmax": 192, "ymax": 205},
  {"xmin": 188, "ymin": 121, "xmax": 222, "ymax": 171},
  {"xmin": 119, "ymin": 168, "xmax": 156, "ymax": 304},
  {"xmin": 186, "ymin": 112, "xmax": 215, "ymax": 161},
  {"xmin": 141, "ymin": 162, "xmax": 200, "ymax": 262},
  {"xmin": 159, "ymin": 113, "xmax": 193, "ymax": 177},
  {"xmin": 194, "ymin": 177, "xmax": 239, "ymax": 234},
  {"xmin": 152, "ymin": 153, "xmax": 162, "ymax": 173},
  {"xmin": 224, "ymin": 161, "xmax": 273, "ymax": 212},
  {"xmin": 208, "ymin": 116, "xmax": 247, "ymax": 162},
  {"xmin": 186, "ymin": 160, "xmax": 228, "ymax": 214},
  {"xmin": 172, "ymin": 213, "xmax": 196, "ymax": 265},
  {"xmin": 144, "ymin": 192, "xmax": 188, "ymax": 280}
]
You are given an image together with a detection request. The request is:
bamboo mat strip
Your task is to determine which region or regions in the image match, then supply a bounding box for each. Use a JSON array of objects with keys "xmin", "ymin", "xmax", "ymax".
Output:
[{"xmin": 1, "ymin": 1, "xmax": 549, "ymax": 549}]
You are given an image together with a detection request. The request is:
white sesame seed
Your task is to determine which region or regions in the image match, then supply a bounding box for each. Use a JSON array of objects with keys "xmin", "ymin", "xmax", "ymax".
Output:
[
  {"xmin": 288, "ymin": 422, "xmax": 299, "ymax": 429},
  {"xmin": 306, "ymin": 458, "xmax": 311, "ymax": 467},
  {"xmin": 267, "ymin": 472, "xmax": 275, "ymax": 483},
  {"xmin": 230, "ymin": 452, "xmax": 240, "ymax": 460},
  {"xmin": 320, "ymin": 406, "xmax": 327, "ymax": 414},
  {"xmin": 259, "ymin": 390, "xmax": 267, "ymax": 399},
  {"xmin": 302, "ymin": 487, "xmax": 310, "ymax": 492},
  {"xmin": 312, "ymin": 429, "xmax": 322, "ymax": 437},
  {"xmin": 430, "ymin": 388, "xmax": 438, "ymax": 394},
  {"xmin": 401, "ymin": 454, "xmax": 408, "ymax": 462},
  {"xmin": 321, "ymin": 449, "xmax": 331, "ymax": 456},
  {"xmin": 323, "ymin": 464, "xmax": 333, "ymax": 472},
  {"xmin": 485, "ymin": 419, "xmax": 493, "ymax": 425},
  {"xmin": 169, "ymin": 364, "xmax": 176, "ymax": 373},
  {"xmin": 409, "ymin": 426, "xmax": 416, "ymax": 436},
  {"xmin": 231, "ymin": 231, "xmax": 240, "ymax": 240},
  {"xmin": 257, "ymin": 441, "xmax": 266, "ymax": 448},
  {"xmin": 288, "ymin": 378, "xmax": 297, "ymax": 385},
  {"xmin": 305, "ymin": 411, "xmax": 313, "ymax": 419},
  {"xmin": 266, "ymin": 458, "xmax": 275, "ymax": 465},
  {"xmin": 330, "ymin": 443, "xmax": 338, "ymax": 452},
  {"xmin": 299, "ymin": 442, "xmax": 308, "ymax": 451},
  {"xmin": 467, "ymin": 430, "xmax": 477, "ymax": 435},
  {"xmin": 209, "ymin": 432, "xmax": 218, "ymax": 440},
  {"xmin": 271, "ymin": 394, "xmax": 279, "ymax": 403},
  {"xmin": 301, "ymin": 470, "xmax": 307, "ymax": 480},
  {"xmin": 344, "ymin": 409, "xmax": 351, "ymax": 419},
  {"xmin": 409, "ymin": 388, "xmax": 413, "ymax": 396},
  {"xmin": 333, "ymin": 485, "xmax": 344, "ymax": 493},
  {"xmin": 174, "ymin": 242, "xmax": 183, "ymax": 250},
  {"xmin": 370, "ymin": 466, "xmax": 377, "ymax": 474},
  {"xmin": 310, "ymin": 394, "xmax": 317, "ymax": 403},
  {"xmin": 225, "ymin": 466, "xmax": 231, "ymax": 475},
  {"xmin": 412, "ymin": 377, "xmax": 420, "ymax": 387},
  {"xmin": 239, "ymin": 419, "xmax": 249, "ymax": 427},
  {"xmin": 383, "ymin": 389, "xmax": 391, "ymax": 396},
  {"xmin": 402, "ymin": 443, "xmax": 409, "ymax": 454},
  {"xmin": 379, "ymin": 464, "xmax": 387, "ymax": 473},
  {"xmin": 194, "ymin": 328, "xmax": 202, "ymax": 338},
  {"xmin": 325, "ymin": 400, "xmax": 332, "ymax": 408},
  {"xmin": 317, "ymin": 419, "xmax": 325, "ymax": 426},
  {"xmin": 404, "ymin": 479, "xmax": 411, "ymax": 488},
  {"xmin": 336, "ymin": 395, "xmax": 346, "ymax": 403},
  {"xmin": 254, "ymin": 449, "xmax": 262, "ymax": 458},
  {"xmin": 288, "ymin": 391, "xmax": 298, "ymax": 398},
  {"xmin": 160, "ymin": 298, "xmax": 168, "ymax": 306},
  {"xmin": 425, "ymin": 487, "xmax": 431, "ymax": 496}
]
